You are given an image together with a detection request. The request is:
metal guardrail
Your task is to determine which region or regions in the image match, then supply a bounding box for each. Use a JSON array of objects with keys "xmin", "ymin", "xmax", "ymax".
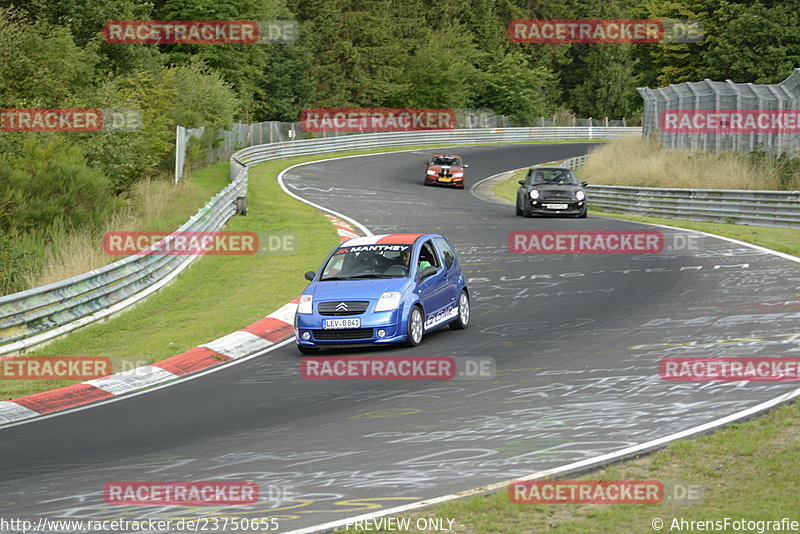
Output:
[
  {"xmin": 235, "ymin": 127, "xmax": 639, "ymax": 162},
  {"xmin": 0, "ymin": 127, "xmax": 637, "ymax": 355},
  {"xmin": 0, "ymin": 176, "xmax": 247, "ymax": 355},
  {"xmin": 559, "ymin": 155, "xmax": 800, "ymax": 228}
]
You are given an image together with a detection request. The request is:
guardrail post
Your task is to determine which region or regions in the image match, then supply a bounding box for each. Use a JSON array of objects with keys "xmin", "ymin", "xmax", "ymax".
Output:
[
  {"xmin": 235, "ymin": 196, "xmax": 248, "ymax": 215},
  {"xmin": 175, "ymin": 125, "xmax": 185, "ymax": 184}
]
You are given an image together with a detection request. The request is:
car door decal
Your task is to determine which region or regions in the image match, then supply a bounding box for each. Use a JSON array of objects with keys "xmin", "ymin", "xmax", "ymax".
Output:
[{"xmin": 424, "ymin": 304, "xmax": 458, "ymax": 330}]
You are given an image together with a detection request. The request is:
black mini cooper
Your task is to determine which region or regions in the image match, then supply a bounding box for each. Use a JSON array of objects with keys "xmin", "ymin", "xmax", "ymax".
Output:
[{"xmin": 515, "ymin": 166, "xmax": 588, "ymax": 218}]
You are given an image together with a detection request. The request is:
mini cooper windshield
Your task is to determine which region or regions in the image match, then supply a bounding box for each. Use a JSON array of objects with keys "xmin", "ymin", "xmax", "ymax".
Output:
[
  {"xmin": 530, "ymin": 168, "xmax": 579, "ymax": 185},
  {"xmin": 320, "ymin": 244, "xmax": 412, "ymax": 280}
]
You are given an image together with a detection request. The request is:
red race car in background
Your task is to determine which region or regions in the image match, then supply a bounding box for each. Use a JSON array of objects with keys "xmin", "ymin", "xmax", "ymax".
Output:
[{"xmin": 424, "ymin": 153, "xmax": 468, "ymax": 189}]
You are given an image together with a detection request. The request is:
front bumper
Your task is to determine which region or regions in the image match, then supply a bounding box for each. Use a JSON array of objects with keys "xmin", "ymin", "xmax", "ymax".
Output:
[
  {"xmin": 295, "ymin": 309, "xmax": 407, "ymax": 346},
  {"xmin": 425, "ymin": 176, "xmax": 464, "ymax": 187},
  {"xmin": 529, "ymin": 200, "xmax": 586, "ymax": 216}
]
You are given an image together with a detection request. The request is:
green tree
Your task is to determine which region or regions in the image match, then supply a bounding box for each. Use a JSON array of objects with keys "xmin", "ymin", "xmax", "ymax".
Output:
[
  {"xmin": 391, "ymin": 25, "xmax": 479, "ymax": 108},
  {"xmin": 290, "ymin": 0, "xmax": 349, "ymax": 107},
  {"xmin": 0, "ymin": 138, "xmax": 120, "ymax": 235},
  {"xmin": 702, "ymin": 1, "xmax": 800, "ymax": 83},
  {"xmin": 475, "ymin": 52, "xmax": 556, "ymax": 124},
  {"xmin": 569, "ymin": 44, "xmax": 641, "ymax": 118},
  {"xmin": 0, "ymin": 8, "xmax": 100, "ymax": 106},
  {"xmin": 158, "ymin": 0, "xmax": 311, "ymax": 121},
  {"xmin": 292, "ymin": 0, "xmax": 410, "ymax": 107},
  {"xmin": 79, "ymin": 62, "xmax": 240, "ymax": 191},
  {"xmin": 2, "ymin": 0, "xmax": 162, "ymax": 75},
  {"xmin": 646, "ymin": 0, "xmax": 717, "ymax": 86}
]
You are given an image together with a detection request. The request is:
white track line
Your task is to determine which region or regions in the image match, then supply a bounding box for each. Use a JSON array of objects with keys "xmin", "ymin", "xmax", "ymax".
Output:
[
  {"xmin": 285, "ymin": 386, "xmax": 800, "ymax": 534},
  {"xmin": 0, "ymin": 143, "xmax": 565, "ymax": 429},
  {"xmin": 285, "ymin": 155, "xmax": 800, "ymax": 534},
  {"xmin": 0, "ymin": 338, "xmax": 294, "ymax": 430}
]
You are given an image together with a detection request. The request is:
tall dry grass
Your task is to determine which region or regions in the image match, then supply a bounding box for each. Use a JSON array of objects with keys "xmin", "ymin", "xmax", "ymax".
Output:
[
  {"xmin": 583, "ymin": 137, "xmax": 799, "ymax": 190},
  {"xmin": 23, "ymin": 178, "xmax": 193, "ymax": 288}
]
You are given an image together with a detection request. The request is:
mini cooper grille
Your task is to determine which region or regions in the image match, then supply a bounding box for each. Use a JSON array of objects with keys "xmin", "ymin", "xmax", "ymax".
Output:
[
  {"xmin": 542, "ymin": 195, "xmax": 573, "ymax": 202},
  {"xmin": 317, "ymin": 301, "xmax": 369, "ymax": 316},
  {"xmin": 312, "ymin": 328, "xmax": 374, "ymax": 340}
]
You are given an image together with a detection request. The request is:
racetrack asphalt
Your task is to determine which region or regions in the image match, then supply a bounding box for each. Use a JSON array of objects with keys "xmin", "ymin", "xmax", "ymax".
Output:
[{"xmin": 1, "ymin": 143, "xmax": 799, "ymax": 532}]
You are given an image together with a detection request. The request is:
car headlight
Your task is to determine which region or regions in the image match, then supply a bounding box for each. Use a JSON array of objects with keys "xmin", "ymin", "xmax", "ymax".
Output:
[
  {"xmin": 374, "ymin": 291, "xmax": 402, "ymax": 312},
  {"xmin": 426, "ymin": 169, "xmax": 436, "ymax": 176},
  {"xmin": 453, "ymin": 172, "xmax": 464, "ymax": 177},
  {"xmin": 576, "ymin": 190, "xmax": 585, "ymax": 201},
  {"xmin": 298, "ymin": 294, "xmax": 313, "ymax": 314},
  {"xmin": 529, "ymin": 190, "xmax": 540, "ymax": 200}
]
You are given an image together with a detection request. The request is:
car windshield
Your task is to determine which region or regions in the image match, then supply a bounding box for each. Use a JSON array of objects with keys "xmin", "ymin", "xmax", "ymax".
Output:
[
  {"xmin": 431, "ymin": 156, "xmax": 460, "ymax": 166},
  {"xmin": 530, "ymin": 168, "xmax": 579, "ymax": 185},
  {"xmin": 320, "ymin": 243, "xmax": 412, "ymax": 280}
]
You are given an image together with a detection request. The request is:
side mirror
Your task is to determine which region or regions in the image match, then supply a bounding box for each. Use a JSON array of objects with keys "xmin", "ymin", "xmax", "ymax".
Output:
[
  {"xmin": 518, "ymin": 180, "xmax": 525, "ymax": 185},
  {"xmin": 419, "ymin": 266, "xmax": 437, "ymax": 281},
  {"xmin": 424, "ymin": 160, "xmax": 429, "ymax": 165},
  {"xmin": 304, "ymin": 270, "xmax": 315, "ymax": 281},
  {"xmin": 463, "ymin": 164, "xmax": 469, "ymax": 168},
  {"xmin": 581, "ymin": 181, "xmax": 589, "ymax": 187}
]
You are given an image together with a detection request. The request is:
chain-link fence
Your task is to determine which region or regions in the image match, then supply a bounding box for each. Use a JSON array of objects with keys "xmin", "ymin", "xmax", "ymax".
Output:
[{"xmin": 639, "ymin": 68, "xmax": 800, "ymax": 155}]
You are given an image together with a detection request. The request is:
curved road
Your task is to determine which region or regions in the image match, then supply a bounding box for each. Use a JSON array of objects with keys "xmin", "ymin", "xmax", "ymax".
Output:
[{"xmin": 1, "ymin": 143, "xmax": 799, "ymax": 532}]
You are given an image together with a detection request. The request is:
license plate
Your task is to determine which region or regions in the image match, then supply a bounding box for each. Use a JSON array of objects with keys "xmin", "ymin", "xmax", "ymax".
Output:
[
  {"xmin": 545, "ymin": 203, "xmax": 568, "ymax": 210},
  {"xmin": 438, "ymin": 177, "xmax": 451, "ymax": 182},
  {"xmin": 324, "ymin": 318, "xmax": 361, "ymax": 329}
]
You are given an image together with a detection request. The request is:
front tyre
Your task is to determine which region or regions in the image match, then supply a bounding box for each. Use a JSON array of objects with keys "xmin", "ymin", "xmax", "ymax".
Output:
[
  {"xmin": 297, "ymin": 345, "xmax": 319, "ymax": 355},
  {"xmin": 523, "ymin": 201, "xmax": 533, "ymax": 218},
  {"xmin": 403, "ymin": 305, "xmax": 424, "ymax": 347},
  {"xmin": 449, "ymin": 290, "xmax": 470, "ymax": 330}
]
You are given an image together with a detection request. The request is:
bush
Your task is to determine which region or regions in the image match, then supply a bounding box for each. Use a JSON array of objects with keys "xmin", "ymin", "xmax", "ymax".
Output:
[
  {"xmin": 77, "ymin": 62, "xmax": 239, "ymax": 192},
  {"xmin": 0, "ymin": 138, "xmax": 121, "ymax": 235},
  {"xmin": 583, "ymin": 138, "xmax": 794, "ymax": 190},
  {"xmin": 747, "ymin": 151, "xmax": 800, "ymax": 190},
  {"xmin": 0, "ymin": 228, "xmax": 39, "ymax": 295}
]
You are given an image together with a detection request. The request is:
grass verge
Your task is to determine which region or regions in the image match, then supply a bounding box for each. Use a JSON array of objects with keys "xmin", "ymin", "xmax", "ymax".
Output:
[
  {"xmin": 19, "ymin": 170, "xmax": 227, "ymax": 289},
  {"xmin": 492, "ymin": 169, "xmax": 528, "ymax": 204},
  {"xmin": 581, "ymin": 137, "xmax": 800, "ymax": 190},
  {"xmin": 492, "ymin": 170, "xmax": 800, "ymax": 258},
  {"xmin": 456, "ymin": 166, "xmax": 800, "ymax": 533},
  {"xmin": 3, "ymin": 140, "xmax": 581, "ymax": 399},
  {"xmin": 339, "ymin": 400, "xmax": 800, "ymax": 533},
  {"xmin": 1, "ymin": 158, "xmax": 341, "ymax": 399},
  {"xmin": 589, "ymin": 210, "xmax": 800, "ymax": 258}
]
